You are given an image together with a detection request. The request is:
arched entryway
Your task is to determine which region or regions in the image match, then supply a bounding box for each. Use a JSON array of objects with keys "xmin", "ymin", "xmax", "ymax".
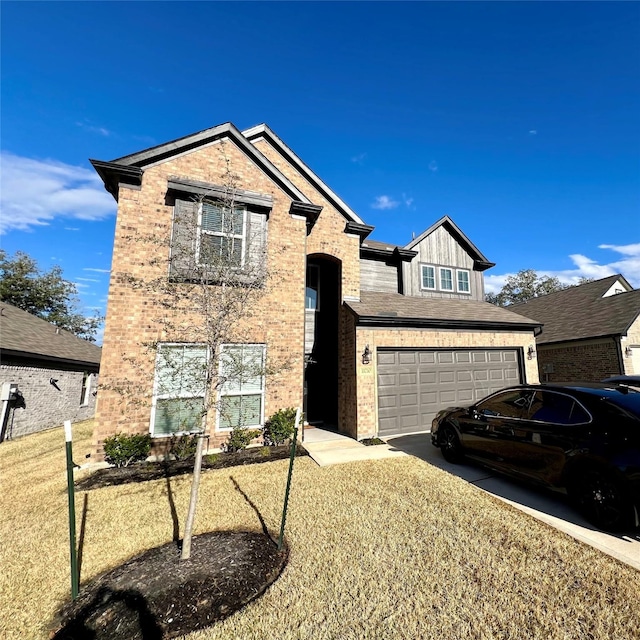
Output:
[{"xmin": 304, "ymin": 255, "xmax": 341, "ymax": 426}]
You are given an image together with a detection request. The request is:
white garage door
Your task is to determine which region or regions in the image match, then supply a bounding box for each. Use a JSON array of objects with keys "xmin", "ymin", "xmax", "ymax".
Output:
[{"xmin": 377, "ymin": 349, "xmax": 522, "ymax": 437}]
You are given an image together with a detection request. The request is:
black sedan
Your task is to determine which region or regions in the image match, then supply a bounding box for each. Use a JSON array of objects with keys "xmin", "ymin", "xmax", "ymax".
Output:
[{"xmin": 431, "ymin": 383, "xmax": 640, "ymax": 531}]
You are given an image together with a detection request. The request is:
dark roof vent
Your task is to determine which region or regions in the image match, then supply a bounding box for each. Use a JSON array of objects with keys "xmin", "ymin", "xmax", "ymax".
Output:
[{"xmin": 377, "ymin": 311, "xmax": 398, "ymax": 317}]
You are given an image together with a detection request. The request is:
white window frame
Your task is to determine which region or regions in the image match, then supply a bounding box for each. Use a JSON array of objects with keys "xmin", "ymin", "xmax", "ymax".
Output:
[
  {"xmin": 196, "ymin": 202, "xmax": 247, "ymax": 268},
  {"xmin": 420, "ymin": 264, "xmax": 437, "ymax": 291},
  {"xmin": 456, "ymin": 269, "xmax": 471, "ymax": 294},
  {"xmin": 150, "ymin": 343, "xmax": 208, "ymax": 437},
  {"xmin": 217, "ymin": 343, "xmax": 266, "ymax": 432},
  {"xmin": 439, "ymin": 267, "xmax": 454, "ymax": 292},
  {"xmin": 80, "ymin": 372, "xmax": 91, "ymax": 407}
]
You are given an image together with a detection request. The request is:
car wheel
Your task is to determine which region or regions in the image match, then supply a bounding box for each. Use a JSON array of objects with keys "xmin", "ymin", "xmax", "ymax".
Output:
[
  {"xmin": 569, "ymin": 469, "xmax": 631, "ymax": 531},
  {"xmin": 438, "ymin": 424, "xmax": 464, "ymax": 463}
]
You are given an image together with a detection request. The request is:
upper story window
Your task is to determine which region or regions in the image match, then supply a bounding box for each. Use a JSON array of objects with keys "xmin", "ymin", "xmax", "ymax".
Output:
[
  {"xmin": 198, "ymin": 203, "xmax": 246, "ymax": 268},
  {"xmin": 457, "ymin": 269, "xmax": 470, "ymax": 294},
  {"xmin": 439, "ymin": 267, "xmax": 454, "ymax": 291},
  {"xmin": 420, "ymin": 264, "xmax": 472, "ymax": 294},
  {"xmin": 169, "ymin": 197, "xmax": 267, "ymax": 285},
  {"xmin": 421, "ymin": 265, "xmax": 436, "ymax": 290}
]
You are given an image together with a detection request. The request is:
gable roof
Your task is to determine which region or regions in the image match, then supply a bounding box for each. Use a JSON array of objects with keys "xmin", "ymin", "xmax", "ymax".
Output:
[
  {"xmin": 242, "ymin": 124, "xmax": 365, "ymax": 225},
  {"xmin": 91, "ymin": 122, "xmax": 311, "ymax": 205},
  {"xmin": 405, "ymin": 216, "xmax": 495, "ymax": 271},
  {"xmin": 346, "ymin": 291, "xmax": 541, "ymax": 332},
  {"xmin": 0, "ymin": 302, "xmax": 101, "ymax": 368},
  {"xmin": 509, "ymin": 275, "xmax": 640, "ymax": 345}
]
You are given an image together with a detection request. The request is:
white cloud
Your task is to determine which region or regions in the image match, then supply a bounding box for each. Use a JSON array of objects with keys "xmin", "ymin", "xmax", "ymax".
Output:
[
  {"xmin": 428, "ymin": 160, "xmax": 438, "ymax": 172},
  {"xmin": 529, "ymin": 129, "xmax": 538, "ymax": 135},
  {"xmin": 402, "ymin": 193, "xmax": 414, "ymax": 208},
  {"xmin": 76, "ymin": 121, "xmax": 111, "ymax": 136},
  {"xmin": 484, "ymin": 244, "xmax": 640, "ymax": 294},
  {"xmin": 84, "ymin": 267, "xmax": 111, "ymax": 273},
  {"xmin": 0, "ymin": 152, "xmax": 115, "ymax": 234},
  {"xmin": 76, "ymin": 277, "xmax": 100, "ymax": 283},
  {"xmin": 351, "ymin": 152, "xmax": 367, "ymax": 164},
  {"xmin": 371, "ymin": 195, "xmax": 400, "ymax": 210}
]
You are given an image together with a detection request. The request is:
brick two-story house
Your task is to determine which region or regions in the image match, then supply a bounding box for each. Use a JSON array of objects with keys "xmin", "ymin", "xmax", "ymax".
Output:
[{"xmin": 90, "ymin": 122, "xmax": 540, "ymax": 457}]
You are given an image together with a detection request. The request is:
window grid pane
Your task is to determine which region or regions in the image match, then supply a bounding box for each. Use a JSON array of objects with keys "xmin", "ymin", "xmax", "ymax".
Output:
[
  {"xmin": 219, "ymin": 345, "xmax": 265, "ymax": 430},
  {"xmin": 440, "ymin": 268, "xmax": 453, "ymax": 291},
  {"xmin": 457, "ymin": 270, "xmax": 470, "ymax": 293},
  {"xmin": 422, "ymin": 265, "xmax": 435, "ymax": 289}
]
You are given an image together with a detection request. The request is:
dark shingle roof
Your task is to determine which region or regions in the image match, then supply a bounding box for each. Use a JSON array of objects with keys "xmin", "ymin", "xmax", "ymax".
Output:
[
  {"xmin": 346, "ymin": 291, "xmax": 541, "ymax": 331},
  {"xmin": 509, "ymin": 275, "xmax": 640, "ymax": 344},
  {"xmin": 0, "ymin": 302, "xmax": 101, "ymax": 367}
]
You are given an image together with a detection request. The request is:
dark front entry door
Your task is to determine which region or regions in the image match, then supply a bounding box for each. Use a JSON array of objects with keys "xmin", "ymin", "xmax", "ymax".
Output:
[{"xmin": 305, "ymin": 257, "xmax": 340, "ymax": 426}]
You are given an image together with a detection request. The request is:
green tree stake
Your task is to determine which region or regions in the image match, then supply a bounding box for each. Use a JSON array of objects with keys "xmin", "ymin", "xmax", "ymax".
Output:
[
  {"xmin": 278, "ymin": 408, "xmax": 301, "ymax": 551},
  {"xmin": 64, "ymin": 420, "xmax": 79, "ymax": 600}
]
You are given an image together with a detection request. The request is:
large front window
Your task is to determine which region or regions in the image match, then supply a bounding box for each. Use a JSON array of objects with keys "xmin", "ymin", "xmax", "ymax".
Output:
[
  {"xmin": 198, "ymin": 202, "xmax": 246, "ymax": 267},
  {"xmin": 151, "ymin": 344, "xmax": 207, "ymax": 436},
  {"xmin": 218, "ymin": 344, "xmax": 265, "ymax": 430}
]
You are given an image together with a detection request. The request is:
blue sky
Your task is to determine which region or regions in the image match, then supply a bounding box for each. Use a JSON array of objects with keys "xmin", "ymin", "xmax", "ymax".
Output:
[{"xmin": 2, "ymin": 1, "xmax": 639, "ymax": 341}]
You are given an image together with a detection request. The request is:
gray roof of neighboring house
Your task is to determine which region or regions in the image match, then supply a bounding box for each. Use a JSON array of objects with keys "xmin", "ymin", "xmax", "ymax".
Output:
[
  {"xmin": 509, "ymin": 275, "xmax": 640, "ymax": 345},
  {"xmin": 346, "ymin": 291, "xmax": 541, "ymax": 332},
  {"xmin": 0, "ymin": 302, "xmax": 101, "ymax": 367}
]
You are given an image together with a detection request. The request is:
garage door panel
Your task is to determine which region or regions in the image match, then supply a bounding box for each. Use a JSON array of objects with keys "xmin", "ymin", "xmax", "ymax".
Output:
[
  {"xmin": 377, "ymin": 373, "xmax": 397, "ymax": 387},
  {"xmin": 419, "ymin": 352, "xmax": 436, "ymax": 364},
  {"xmin": 377, "ymin": 348, "xmax": 522, "ymax": 437}
]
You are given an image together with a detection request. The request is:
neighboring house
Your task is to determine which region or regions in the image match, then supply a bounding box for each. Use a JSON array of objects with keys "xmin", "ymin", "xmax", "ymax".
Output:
[
  {"xmin": 90, "ymin": 121, "xmax": 540, "ymax": 458},
  {"xmin": 0, "ymin": 302, "xmax": 101, "ymax": 441},
  {"xmin": 510, "ymin": 275, "xmax": 640, "ymax": 383}
]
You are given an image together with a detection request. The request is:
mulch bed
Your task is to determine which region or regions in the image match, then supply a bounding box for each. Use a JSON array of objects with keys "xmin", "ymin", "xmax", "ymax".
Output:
[
  {"xmin": 50, "ymin": 531, "xmax": 288, "ymax": 639},
  {"xmin": 77, "ymin": 444, "xmax": 308, "ymax": 491}
]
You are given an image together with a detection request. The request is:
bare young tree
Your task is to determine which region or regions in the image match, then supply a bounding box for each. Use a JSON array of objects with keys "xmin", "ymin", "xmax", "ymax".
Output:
[{"xmin": 106, "ymin": 148, "xmax": 287, "ymax": 559}]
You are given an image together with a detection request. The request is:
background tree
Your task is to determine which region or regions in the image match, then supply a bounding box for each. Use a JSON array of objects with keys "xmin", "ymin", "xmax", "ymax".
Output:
[
  {"xmin": 108, "ymin": 150, "xmax": 291, "ymax": 560},
  {"xmin": 485, "ymin": 269, "xmax": 596, "ymax": 306},
  {"xmin": 0, "ymin": 249, "xmax": 103, "ymax": 341}
]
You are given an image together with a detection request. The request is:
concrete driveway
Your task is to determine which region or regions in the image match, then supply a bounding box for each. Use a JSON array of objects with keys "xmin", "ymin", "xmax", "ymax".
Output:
[{"xmin": 386, "ymin": 432, "xmax": 640, "ymax": 571}]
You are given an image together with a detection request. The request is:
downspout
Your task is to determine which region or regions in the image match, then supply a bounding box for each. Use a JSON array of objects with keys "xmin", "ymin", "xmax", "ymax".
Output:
[{"xmin": 615, "ymin": 336, "xmax": 625, "ymax": 375}]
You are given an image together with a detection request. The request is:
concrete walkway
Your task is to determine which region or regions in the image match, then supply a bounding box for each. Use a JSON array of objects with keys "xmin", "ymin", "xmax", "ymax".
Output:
[{"xmin": 302, "ymin": 427, "xmax": 406, "ymax": 466}]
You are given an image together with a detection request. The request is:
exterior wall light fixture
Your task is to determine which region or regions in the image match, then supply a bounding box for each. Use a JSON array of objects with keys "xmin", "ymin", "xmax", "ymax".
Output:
[
  {"xmin": 362, "ymin": 344, "xmax": 371, "ymax": 365},
  {"xmin": 625, "ymin": 346, "xmax": 633, "ymax": 357},
  {"xmin": 527, "ymin": 345, "xmax": 536, "ymax": 360}
]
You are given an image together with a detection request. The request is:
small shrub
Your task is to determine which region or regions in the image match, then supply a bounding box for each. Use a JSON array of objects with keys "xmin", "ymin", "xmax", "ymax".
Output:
[
  {"xmin": 225, "ymin": 427, "xmax": 261, "ymax": 453},
  {"xmin": 204, "ymin": 453, "xmax": 219, "ymax": 465},
  {"xmin": 103, "ymin": 433, "xmax": 152, "ymax": 468},
  {"xmin": 360, "ymin": 437, "xmax": 386, "ymax": 447},
  {"xmin": 263, "ymin": 407, "xmax": 300, "ymax": 446},
  {"xmin": 167, "ymin": 434, "xmax": 199, "ymax": 461}
]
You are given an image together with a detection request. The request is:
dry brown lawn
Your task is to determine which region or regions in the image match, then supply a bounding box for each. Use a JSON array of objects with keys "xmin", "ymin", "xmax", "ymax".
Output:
[{"xmin": 1, "ymin": 420, "xmax": 639, "ymax": 639}]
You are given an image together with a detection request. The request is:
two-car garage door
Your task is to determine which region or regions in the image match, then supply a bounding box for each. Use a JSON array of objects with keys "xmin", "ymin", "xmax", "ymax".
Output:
[{"xmin": 377, "ymin": 349, "xmax": 522, "ymax": 437}]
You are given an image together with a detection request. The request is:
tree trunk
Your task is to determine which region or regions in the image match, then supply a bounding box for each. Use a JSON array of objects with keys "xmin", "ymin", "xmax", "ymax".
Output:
[{"xmin": 180, "ymin": 432, "xmax": 206, "ymax": 560}]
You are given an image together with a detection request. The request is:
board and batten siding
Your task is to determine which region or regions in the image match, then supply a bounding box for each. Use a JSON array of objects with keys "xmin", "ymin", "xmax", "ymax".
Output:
[
  {"xmin": 403, "ymin": 226, "xmax": 485, "ymax": 301},
  {"xmin": 360, "ymin": 258, "xmax": 400, "ymax": 293}
]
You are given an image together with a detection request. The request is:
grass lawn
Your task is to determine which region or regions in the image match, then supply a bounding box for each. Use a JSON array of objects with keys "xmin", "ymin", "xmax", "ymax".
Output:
[{"xmin": 1, "ymin": 421, "xmax": 639, "ymax": 639}]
